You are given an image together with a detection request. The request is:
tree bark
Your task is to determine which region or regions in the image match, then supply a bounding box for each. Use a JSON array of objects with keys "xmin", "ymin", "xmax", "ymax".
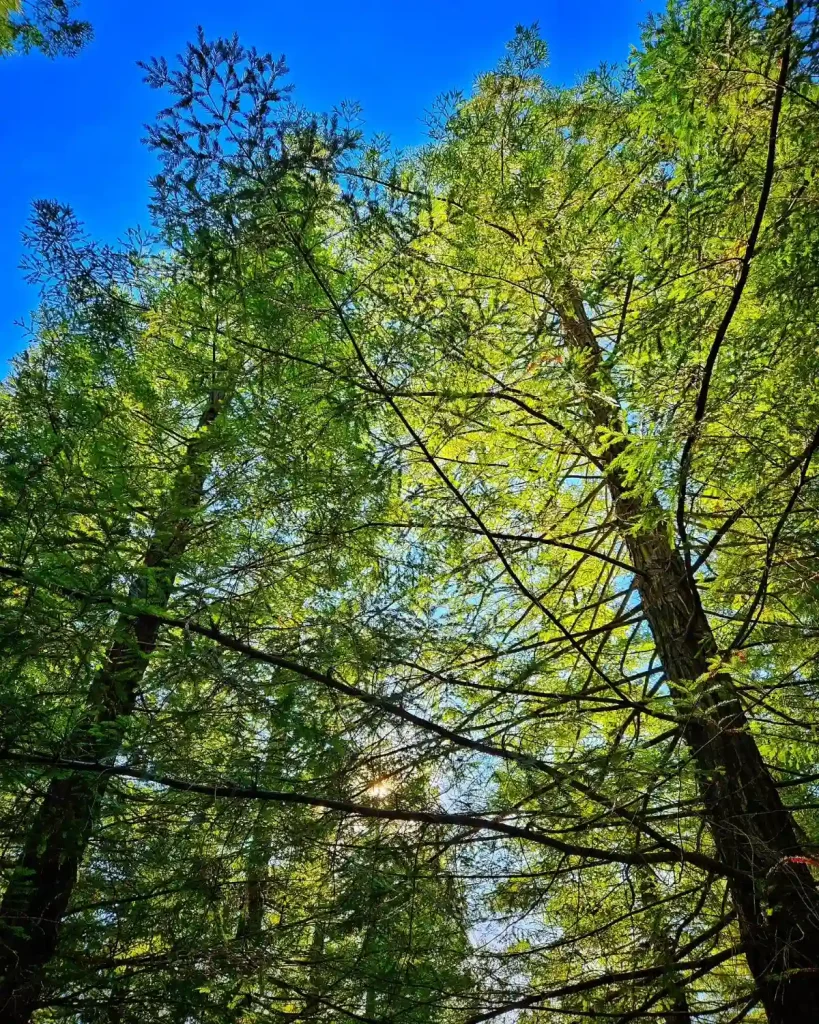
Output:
[
  {"xmin": 558, "ymin": 286, "xmax": 819, "ymax": 1022},
  {"xmin": 0, "ymin": 394, "xmax": 224, "ymax": 1024}
]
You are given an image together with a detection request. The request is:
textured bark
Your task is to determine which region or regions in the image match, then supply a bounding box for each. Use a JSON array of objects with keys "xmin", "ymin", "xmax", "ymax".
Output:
[
  {"xmin": 559, "ymin": 287, "xmax": 819, "ymax": 1022},
  {"xmin": 0, "ymin": 394, "xmax": 224, "ymax": 1024}
]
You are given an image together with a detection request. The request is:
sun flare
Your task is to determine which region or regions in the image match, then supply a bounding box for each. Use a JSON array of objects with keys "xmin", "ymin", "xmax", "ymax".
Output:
[{"xmin": 365, "ymin": 779, "xmax": 394, "ymax": 800}]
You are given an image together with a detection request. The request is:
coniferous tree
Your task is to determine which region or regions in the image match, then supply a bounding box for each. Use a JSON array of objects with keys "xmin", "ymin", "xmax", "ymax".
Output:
[
  {"xmin": 1, "ymin": 1, "xmax": 90, "ymax": 57},
  {"xmin": 5, "ymin": 4, "xmax": 819, "ymax": 1022}
]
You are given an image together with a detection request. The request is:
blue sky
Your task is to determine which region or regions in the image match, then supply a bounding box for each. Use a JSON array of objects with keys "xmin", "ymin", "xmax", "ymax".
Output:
[{"xmin": 0, "ymin": 0, "xmax": 657, "ymax": 360}]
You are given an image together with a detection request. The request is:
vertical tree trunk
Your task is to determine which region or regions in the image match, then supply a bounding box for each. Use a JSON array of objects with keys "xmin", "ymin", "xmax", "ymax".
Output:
[
  {"xmin": 558, "ymin": 287, "xmax": 819, "ymax": 1022},
  {"xmin": 0, "ymin": 394, "xmax": 224, "ymax": 1024},
  {"xmin": 236, "ymin": 807, "xmax": 270, "ymax": 941},
  {"xmin": 304, "ymin": 920, "xmax": 326, "ymax": 1018},
  {"xmin": 663, "ymin": 995, "xmax": 692, "ymax": 1024},
  {"xmin": 634, "ymin": 870, "xmax": 692, "ymax": 1024},
  {"xmin": 230, "ymin": 806, "xmax": 272, "ymax": 1016}
]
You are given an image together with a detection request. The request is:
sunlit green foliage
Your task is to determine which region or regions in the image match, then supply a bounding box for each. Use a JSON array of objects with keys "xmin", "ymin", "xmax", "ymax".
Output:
[{"xmin": 3, "ymin": 3, "xmax": 819, "ymax": 1022}]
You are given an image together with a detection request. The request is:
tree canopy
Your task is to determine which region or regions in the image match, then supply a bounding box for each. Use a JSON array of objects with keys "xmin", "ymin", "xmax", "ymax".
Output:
[
  {"xmin": 3, "ymin": 3, "xmax": 819, "ymax": 1022},
  {"xmin": 0, "ymin": 1, "xmax": 90, "ymax": 57}
]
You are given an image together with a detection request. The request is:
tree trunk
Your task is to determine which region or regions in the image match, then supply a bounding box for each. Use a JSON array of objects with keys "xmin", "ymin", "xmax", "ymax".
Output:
[
  {"xmin": 304, "ymin": 920, "xmax": 326, "ymax": 1018},
  {"xmin": 558, "ymin": 287, "xmax": 819, "ymax": 1022},
  {"xmin": 635, "ymin": 870, "xmax": 692, "ymax": 1024},
  {"xmin": 229, "ymin": 806, "xmax": 272, "ymax": 1016},
  {"xmin": 236, "ymin": 807, "xmax": 270, "ymax": 941},
  {"xmin": 0, "ymin": 394, "xmax": 224, "ymax": 1024}
]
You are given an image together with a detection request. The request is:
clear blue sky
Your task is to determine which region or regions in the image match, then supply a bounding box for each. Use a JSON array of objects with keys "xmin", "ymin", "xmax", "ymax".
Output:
[{"xmin": 0, "ymin": 0, "xmax": 657, "ymax": 360}]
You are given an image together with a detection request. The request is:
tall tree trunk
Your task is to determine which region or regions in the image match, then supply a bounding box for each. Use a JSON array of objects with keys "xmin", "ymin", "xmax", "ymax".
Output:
[
  {"xmin": 304, "ymin": 920, "xmax": 326, "ymax": 1018},
  {"xmin": 236, "ymin": 807, "xmax": 270, "ymax": 942},
  {"xmin": 230, "ymin": 806, "xmax": 272, "ymax": 1016},
  {"xmin": 0, "ymin": 393, "xmax": 225, "ymax": 1024},
  {"xmin": 634, "ymin": 869, "xmax": 692, "ymax": 1024},
  {"xmin": 557, "ymin": 286, "xmax": 819, "ymax": 1022}
]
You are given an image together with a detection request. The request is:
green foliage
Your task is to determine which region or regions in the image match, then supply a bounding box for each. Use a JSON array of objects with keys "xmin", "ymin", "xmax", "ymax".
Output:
[
  {"xmin": 5, "ymin": 3, "xmax": 819, "ymax": 1022},
  {"xmin": 0, "ymin": 0, "xmax": 90, "ymax": 57}
]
